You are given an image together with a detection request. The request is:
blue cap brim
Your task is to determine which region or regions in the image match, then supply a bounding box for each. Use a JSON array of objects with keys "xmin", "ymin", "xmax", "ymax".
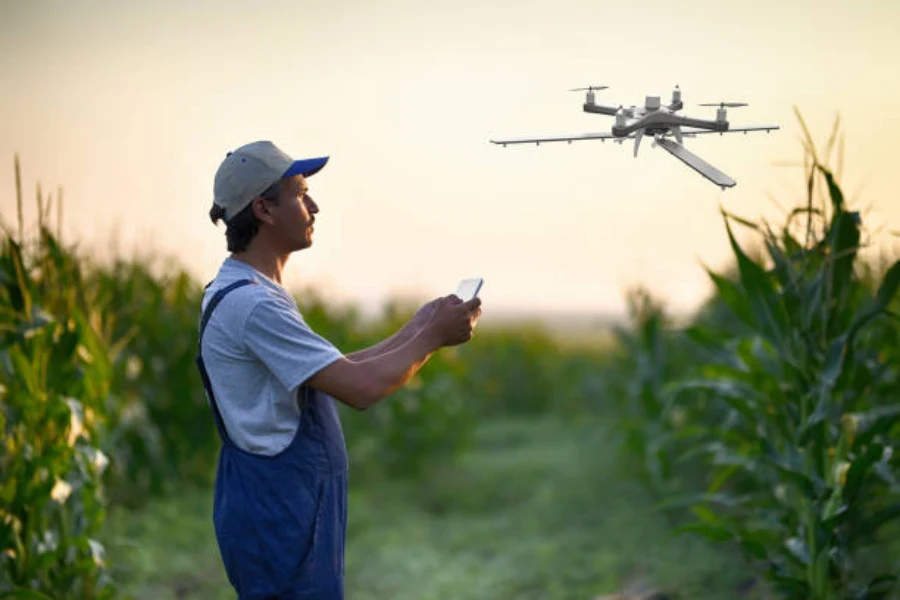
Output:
[{"xmin": 283, "ymin": 156, "xmax": 329, "ymax": 178}]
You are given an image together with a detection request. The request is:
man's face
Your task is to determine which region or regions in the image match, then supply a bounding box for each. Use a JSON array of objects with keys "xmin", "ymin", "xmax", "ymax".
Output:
[{"xmin": 269, "ymin": 174, "xmax": 319, "ymax": 252}]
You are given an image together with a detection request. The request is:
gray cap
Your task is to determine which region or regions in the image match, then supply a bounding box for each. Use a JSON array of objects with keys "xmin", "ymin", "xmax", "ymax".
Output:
[{"xmin": 213, "ymin": 141, "xmax": 328, "ymax": 221}]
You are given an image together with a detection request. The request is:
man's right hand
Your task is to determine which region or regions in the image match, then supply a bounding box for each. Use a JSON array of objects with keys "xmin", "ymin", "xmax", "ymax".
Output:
[{"xmin": 426, "ymin": 294, "xmax": 482, "ymax": 347}]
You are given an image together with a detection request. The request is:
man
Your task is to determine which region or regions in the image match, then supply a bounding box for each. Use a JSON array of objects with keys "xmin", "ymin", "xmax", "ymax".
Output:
[{"xmin": 196, "ymin": 140, "xmax": 482, "ymax": 599}]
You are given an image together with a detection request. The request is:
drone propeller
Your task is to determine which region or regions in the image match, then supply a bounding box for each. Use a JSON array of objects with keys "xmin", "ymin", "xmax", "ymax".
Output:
[
  {"xmin": 699, "ymin": 102, "xmax": 748, "ymax": 108},
  {"xmin": 569, "ymin": 86, "xmax": 608, "ymax": 92}
]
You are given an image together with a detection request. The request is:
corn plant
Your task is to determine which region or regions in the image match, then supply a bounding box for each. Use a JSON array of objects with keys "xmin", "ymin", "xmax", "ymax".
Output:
[
  {"xmin": 665, "ymin": 117, "xmax": 900, "ymax": 599},
  {"xmin": 1, "ymin": 160, "xmax": 117, "ymax": 597}
]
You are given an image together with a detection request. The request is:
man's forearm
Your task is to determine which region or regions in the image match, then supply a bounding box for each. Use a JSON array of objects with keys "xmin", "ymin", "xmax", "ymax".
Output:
[
  {"xmin": 354, "ymin": 328, "xmax": 439, "ymax": 408},
  {"xmin": 346, "ymin": 322, "xmax": 417, "ymax": 361}
]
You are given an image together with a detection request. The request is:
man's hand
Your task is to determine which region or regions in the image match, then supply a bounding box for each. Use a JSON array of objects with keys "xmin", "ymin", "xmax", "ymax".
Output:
[
  {"xmin": 425, "ymin": 295, "xmax": 482, "ymax": 347},
  {"xmin": 407, "ymin": 296, "xmax": 444, "ymax": 332}
]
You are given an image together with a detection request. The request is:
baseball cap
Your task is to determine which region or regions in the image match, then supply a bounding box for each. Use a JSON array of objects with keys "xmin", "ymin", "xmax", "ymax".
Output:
[{"xmin": 213, "ymin": 140, "xmax": 329, "ymax": 221}]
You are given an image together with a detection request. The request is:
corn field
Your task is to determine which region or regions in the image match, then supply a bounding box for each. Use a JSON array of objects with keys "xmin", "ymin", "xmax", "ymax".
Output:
[{"xmin": 2, "ymin": 117, "xmax": 899, "ymax": 598}]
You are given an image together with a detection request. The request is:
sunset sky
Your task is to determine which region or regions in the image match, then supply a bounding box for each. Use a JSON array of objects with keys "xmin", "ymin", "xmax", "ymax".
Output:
[{"xmin": 2, "ymin": 0, "xmax": 898, "ymax": 320}]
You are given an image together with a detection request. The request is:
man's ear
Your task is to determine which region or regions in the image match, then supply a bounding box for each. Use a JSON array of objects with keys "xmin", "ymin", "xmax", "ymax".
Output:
[{"xmin": 250, "ymin": 196, "xmax": 276, "ymax": 225}]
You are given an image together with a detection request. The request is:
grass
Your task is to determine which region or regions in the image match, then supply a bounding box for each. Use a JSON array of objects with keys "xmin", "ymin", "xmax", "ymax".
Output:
[{"xmin": 101, "ymin": 415, "xmax": 765, "ymax": 600}]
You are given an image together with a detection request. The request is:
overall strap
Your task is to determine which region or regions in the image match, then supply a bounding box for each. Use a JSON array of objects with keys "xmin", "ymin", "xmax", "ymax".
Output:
[{"xmin": 196, "ymin": 279, "xmax": 256, "ymax": 443}]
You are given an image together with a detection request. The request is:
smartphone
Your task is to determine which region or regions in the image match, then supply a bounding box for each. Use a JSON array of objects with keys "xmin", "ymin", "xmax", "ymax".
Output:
[{"xmin": 455, "ymin": 277, "xmax": 483, "ymax": 302}]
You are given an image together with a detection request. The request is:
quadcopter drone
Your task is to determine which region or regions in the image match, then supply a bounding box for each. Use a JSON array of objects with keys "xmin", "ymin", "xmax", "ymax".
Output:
[{"xmin": 489, "ymin": 85, "xmax": 779, "ymax": 189}]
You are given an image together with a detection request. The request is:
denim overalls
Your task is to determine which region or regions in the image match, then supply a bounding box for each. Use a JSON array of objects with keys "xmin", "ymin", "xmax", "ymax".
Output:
[{"xmin": 196, "ymin": 279, "xmax": 348, "ymax": 599}]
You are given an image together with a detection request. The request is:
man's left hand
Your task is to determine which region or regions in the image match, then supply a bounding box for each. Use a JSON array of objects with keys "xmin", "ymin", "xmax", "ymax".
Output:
[{"xmin": 408, "ymin": 297, "xmax": 444, "ymax": 332}]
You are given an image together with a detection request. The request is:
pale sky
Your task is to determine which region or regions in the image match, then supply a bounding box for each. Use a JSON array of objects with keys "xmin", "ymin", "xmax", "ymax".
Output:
[{"xmin": 2, "ymin": 0, "xmax": 899, "ymax": 320}]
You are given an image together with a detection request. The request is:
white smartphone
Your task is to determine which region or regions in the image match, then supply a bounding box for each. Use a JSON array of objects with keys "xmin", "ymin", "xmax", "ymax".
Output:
[{"xmin": 455, "ymin": 277, "xmax": 483, "ymax": 302}]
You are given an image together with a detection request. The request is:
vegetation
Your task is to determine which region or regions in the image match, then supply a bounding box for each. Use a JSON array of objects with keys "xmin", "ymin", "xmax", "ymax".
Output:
[{"xmin": 1, "ymin": 115, "xmax": 898, "ymax": 598}]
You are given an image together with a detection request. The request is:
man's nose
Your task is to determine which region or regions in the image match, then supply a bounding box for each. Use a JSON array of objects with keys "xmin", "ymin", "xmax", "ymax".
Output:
[{"xmin": 305, "ymin": 195, "xmax": 319, "ymax": 213}]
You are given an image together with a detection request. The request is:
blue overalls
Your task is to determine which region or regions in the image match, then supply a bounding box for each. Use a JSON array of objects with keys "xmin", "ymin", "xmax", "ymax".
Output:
[{"xmin": 196, "ymin": 279, "xmax": 349, "ymax": 599}]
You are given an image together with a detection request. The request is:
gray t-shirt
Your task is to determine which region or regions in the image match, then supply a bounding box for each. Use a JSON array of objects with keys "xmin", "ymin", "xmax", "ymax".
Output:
[{"xmin": 200, "ymin": 257, "xmax": 344, "ymax": 455}]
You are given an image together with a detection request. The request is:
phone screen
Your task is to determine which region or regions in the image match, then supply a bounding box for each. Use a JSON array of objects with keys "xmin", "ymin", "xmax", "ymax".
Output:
[{"xmin": 455, "ymin": 278, "xmax": 483, "ymax": 301}]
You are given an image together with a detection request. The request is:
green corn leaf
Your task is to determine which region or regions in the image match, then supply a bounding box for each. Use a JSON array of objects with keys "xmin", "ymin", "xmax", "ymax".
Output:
[
  {"xmin": 701, "ymin": 442, "xmax": 757, "ymax": 474},
  {"xmin": 784, "ymin": 536, "xmax": 810, "ymax": 566},
  {"xmin": 811, "ymin": 547, "xmax": 830, "ymax": 598},
  {"xmin": 707, "ymin": 464, "xmax": 741, "ymax": 493},
  {"xmin": 723, "ymin": 215, "xmax": 789, "ymax": 344},
  {"xmin": 818, "ymin": 165, "xmax": 845, "ymax": 214},
  {"xmin": 769, "ymin": 573, "xmax": 811, "ymax": 599},
  {"xmin": 847, "ymin": 405, "xmax": 900, "ymax": 452},
  {"xmin": 764, "ymin": 235, "xmax": 794, "ymax": 290},
  {"xmin": 6, "ymin": 240, "xmax": 31, "ymax": 316},
  {"xmin": 668, "ymin": 378, "xmax": 759, "ymax": 423},
  {"xmin": 843, "ymin": 443, "xmax": 884, "ymax": 503},
  {"xmin": 721, "ymin": 209, "xmax": 762, "ymax": 232},
  {"xmin": 684, "ymin": 324, "xmax": 728, "ymax": 348},
  {"xmin": 822, "ymin": 298, "xmax": 889, "ymax": 388},
  {"xmin": 760, "ymin": 439, "xmax": 822, "ymax": 499},
  {"xmin": 855, "ymin": 574, "xmax": 899, "ymax": 600},
  {"xmin": 801, "ymin": 271, "xmax": 825, "ymax": 331},
  {"xmin": 671, "ymin": 521, "xmax": 733, "ymax": 542},
  {"xmin": 825, "ymin": 211, "xmax": 860, "ymax": 311},
  {"xmin": 705, "ymin": 267, "xmax": 757, "ymax": 329},
  {"xmin": 0, "ymin": 590, "xmax": 57, "ymax": 599},
  {"xmin": 798, "ymin": 390, "xmax": 831, "ymax": 445},
  {"xmin": 738, "ymin": 537, "xmax": 768, "ymax": 560},
  {"xmin": 8, "ymin": 348, "xmax": 37, "ymax": 396},
  {"xmin": 857, "ymin": 503, "xmax": 900, "ymax": 538},
  {"xmin": 874, "ymin": 259, "xmax": 900, "ymax": 309},
  {"xmin": 691, "ymin": 504, "xmax": 721, "ymax": 525}
]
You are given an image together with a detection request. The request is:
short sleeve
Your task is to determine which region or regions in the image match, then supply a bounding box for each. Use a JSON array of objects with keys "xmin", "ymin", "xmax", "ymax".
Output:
[{"xmin": 242, "ymin": 297, "xmax": 344, "ymax": 393}]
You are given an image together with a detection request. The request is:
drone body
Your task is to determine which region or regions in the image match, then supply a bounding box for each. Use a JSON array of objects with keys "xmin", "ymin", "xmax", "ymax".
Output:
[{"xmin": 490, "ymin": 85, "xmax": 779, "ymax": 189}]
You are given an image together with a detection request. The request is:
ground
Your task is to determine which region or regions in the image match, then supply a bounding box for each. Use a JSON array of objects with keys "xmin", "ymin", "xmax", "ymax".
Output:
[{"xmin": 101, "ymin": 415, "xmax": 766, "ymax": 599}]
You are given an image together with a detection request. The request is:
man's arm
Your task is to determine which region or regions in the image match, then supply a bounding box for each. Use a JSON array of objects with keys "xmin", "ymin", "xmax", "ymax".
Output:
[
  {"xmin": 308, "ymin": 296, "xmax": 479, "ymax": 410},
  {"xmin": 345, "ymin": 322, "xmax": 416, "ymax": 362},
  {"xmin": 308, "ymin": 326, "xmax": 440, "ymax": 410},
  {"xmin": 345, "ymin": 297, "xmax": 441, "ymax": 361}
]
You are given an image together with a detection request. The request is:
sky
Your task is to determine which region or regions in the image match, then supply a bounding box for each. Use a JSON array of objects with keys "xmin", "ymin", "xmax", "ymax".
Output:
[{"xmin": 2, "ymin": 0, "xmax": 899, "ymax": 321}]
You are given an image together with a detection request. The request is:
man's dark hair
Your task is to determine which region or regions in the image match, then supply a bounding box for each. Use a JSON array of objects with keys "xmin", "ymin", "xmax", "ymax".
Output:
[{"xmin": 209, "ymin": 181, "xmax": 281, "ymax": 253}]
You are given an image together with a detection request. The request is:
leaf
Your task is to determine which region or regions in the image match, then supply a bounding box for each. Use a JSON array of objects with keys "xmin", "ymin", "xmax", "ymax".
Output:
[
  {"xmin": 818, "ymin": 165, "xmax": 845, "ymax": 215},
  {"xmin": 705, "ymin": 267, "xmax": 757, "ymax": 329},
  {"xmin": 760, "ymin": 441, "xmax": 822, "ymax": 499},
  {"xmin": 827, "ymin": 259, "xmax": 900, "ymax": 384},
  {"xmin": 811, "ymin": 547, "xmax": 831, "ymax": 598},
  {"xmin": 666, "ymin": 378, "xmax": 760, "ymax": 424},
  {"xmin": 654, "ymin": 491, "xmax": 749, "ymax": 512},
  {"xmin": 785, "ymin": 536, "xmax": 810, "ymax": 566},
  {"xmin": 857, "ymin": 503, "xmax": 900, "ymax": 538},
  {"xmin": 721, "ymin": 209, "xmax": 762, "ymax": 232},
  {"xmin": 0, "ymin": 589, "xmax": 57, "ymax": 599},
  {"xmin": 723, "ymin": 215, "xmax": 789, "ymax": 343},
  {"xmin": 684, "ymin": 324, "xmax": 727, "ymax": 349},
  {"xmin": 770, "ymin": 573, "xmax": 811, "ymax": 598},
  {"xmin": 825, "ymin": 211, "xmax": 861, "ymax": 311},
  {"xmin": 874, "ymin": 259, "xmax": 900, "ymax": 309},
  {"xmin": 798, "ymin": 390, "xmax": 832, "ymax": 446},
  {"xmin": 823, "ymin": 308, "xmax": 885, "ymax": 388},
  {"xmin": 853, "ymin": 574, "xmax": 898, "ymax": 600},
  {"xmin": 671, "ymin": 521, "xmax": 733, "ymax": 542},
  {"xmin": 843, "ymin": 443, "xmax": 884, "ymax": 503},
  {"xmin": 822, "ymin": 487, "xmax": 847, "ymax": 525},
  {"xmin": 848, "ymin": 405, "xmax": 900, "ymax": 452}
]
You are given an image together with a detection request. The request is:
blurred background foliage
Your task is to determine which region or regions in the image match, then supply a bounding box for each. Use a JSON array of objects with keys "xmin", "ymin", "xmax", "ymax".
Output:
[{"xmin": 2, "ymin": 117, "xmax": 899, "ymax": 598}]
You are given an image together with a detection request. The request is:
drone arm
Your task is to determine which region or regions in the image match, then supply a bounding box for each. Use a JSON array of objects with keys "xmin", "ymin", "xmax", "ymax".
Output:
[
  {"xmin": 681, "ymin": 125, "xmax": 780, "ymax": 135},
  {"xmin": 582, "ymin": 103, "xmax": 621, "ymax": 116},
  {"xmin": 489, "ymin": 131, "xmax": 628, "ymax": 146}
]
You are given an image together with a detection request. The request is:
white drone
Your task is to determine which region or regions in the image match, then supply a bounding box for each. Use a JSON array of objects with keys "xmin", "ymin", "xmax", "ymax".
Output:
[{"xmin": 489, "ymin": 85, "xmax": 779, "ymax": 189}]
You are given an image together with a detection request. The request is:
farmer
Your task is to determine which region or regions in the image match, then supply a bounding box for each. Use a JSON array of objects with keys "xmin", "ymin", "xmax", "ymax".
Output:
[{"xmin": 196, "ymin": 140, "xmax": 482, "ymax": 599}]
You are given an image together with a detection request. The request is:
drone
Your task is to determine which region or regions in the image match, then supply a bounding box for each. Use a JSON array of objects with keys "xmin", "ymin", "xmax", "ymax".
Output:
[{"xmin": 489, "ymin": 85, "xmax": 779, "ymax": 189}]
